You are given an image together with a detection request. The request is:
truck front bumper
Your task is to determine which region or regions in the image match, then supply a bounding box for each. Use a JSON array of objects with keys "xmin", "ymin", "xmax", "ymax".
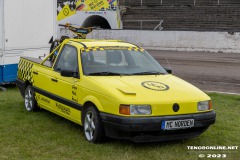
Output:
[{"xmin": 100, "ymin": 111, "xmax": 216, "ymax": 142}]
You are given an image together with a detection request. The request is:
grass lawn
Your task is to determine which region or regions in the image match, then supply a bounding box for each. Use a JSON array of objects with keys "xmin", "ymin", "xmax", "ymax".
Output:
[{"xmin": 0, "ymin": 86, "xmax": 239, "ymax": 160}]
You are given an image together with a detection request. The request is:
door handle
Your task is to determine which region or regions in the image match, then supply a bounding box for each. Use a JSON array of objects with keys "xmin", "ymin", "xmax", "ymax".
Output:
[
  {"xmin": 33, "ymin": 71, "xmax": 38, "ymax": 75},
  {"xmin": 51, "ymin": 78, "xmax": 58, "ymax": 82}
]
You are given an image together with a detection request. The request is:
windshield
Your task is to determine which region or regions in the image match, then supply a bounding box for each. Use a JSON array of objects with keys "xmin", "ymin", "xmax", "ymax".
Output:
[{"xmin": 81, "ymin": 49, "xmax": 167, "ymax": 76}]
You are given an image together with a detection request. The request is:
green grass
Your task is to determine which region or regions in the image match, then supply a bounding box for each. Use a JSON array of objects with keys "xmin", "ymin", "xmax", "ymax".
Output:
[{"xmin": 0, "ymin": 86, "xmax": 239, "ymax": 160}]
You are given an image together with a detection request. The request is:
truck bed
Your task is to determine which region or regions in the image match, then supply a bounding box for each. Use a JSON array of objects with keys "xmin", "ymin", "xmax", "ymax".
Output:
[{"xmin": 22, "ymin": 56, "xmax": 53, "ymax": 68}]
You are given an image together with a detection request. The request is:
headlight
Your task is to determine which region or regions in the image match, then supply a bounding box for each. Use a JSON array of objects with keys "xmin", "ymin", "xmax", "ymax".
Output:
[
  {"xmin": 119, "ymin": 105, "xmax": 151, "ymax": 115},
  {"xmin": 198, "ymin": 100, "xmax": 212, "ymax": 111}
]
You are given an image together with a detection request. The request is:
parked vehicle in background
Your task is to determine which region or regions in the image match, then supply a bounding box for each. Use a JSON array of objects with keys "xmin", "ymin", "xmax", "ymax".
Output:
[{"xmin": 0, "ymin": 0, "xmax": 57, "ymax": 84}]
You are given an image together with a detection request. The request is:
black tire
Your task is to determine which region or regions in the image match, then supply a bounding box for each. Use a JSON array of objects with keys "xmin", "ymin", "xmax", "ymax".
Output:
[
  {"xmin": 24, "ymin": 85, "xmax": 39, "ymax": 112},
  {"xmin": 83, "ymin": 106, "xmax": 105, "ymax": 143}
]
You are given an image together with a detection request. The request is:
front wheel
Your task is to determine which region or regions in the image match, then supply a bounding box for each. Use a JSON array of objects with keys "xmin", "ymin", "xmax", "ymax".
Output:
[
  {"xmin": 83, "ymin": 106, "xmax": 105, "ymax": 143},
  {"xmin": 24, "ymin": 85, "xmax": 39, "ymax": 112}
]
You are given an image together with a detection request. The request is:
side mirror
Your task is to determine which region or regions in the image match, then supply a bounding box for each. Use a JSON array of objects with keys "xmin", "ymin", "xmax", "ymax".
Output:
[
  {"xmin": 61, "ymin": 69, "xmax": 79, "ymax": 78},
  {"xmin": 164, "ymin": 67, "xmax": 173, "ymax": 74}
]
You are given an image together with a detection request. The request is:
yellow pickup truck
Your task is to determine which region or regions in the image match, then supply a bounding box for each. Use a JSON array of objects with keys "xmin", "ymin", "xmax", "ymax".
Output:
[{"xmin": 16, "ymin": 38, "xmax": 216, "ymax": 143}]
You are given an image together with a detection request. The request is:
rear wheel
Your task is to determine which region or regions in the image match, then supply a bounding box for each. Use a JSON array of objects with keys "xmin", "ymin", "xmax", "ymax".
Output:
[
  {"xmin": 24, "ymin": 85, "xmax": 39, "ymax": 112},
  {"xmin": 83, "ymin": 106, "xmax": 105, "ymax": 143}
]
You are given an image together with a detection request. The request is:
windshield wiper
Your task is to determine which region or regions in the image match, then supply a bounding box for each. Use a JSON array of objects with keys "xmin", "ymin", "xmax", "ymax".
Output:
[
  {"xmin": 131, "ymin": 71, "xmax": 165, "ymax": 75},
  {"xmin": 88, "ymin": 71, "xmax": 165, "ymax": 76},
  {"xmin": 88, "ymin": 72, "xmax": 123, "ymax": 76}
]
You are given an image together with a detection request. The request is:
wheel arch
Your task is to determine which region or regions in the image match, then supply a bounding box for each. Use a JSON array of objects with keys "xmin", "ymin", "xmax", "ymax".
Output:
[
  {"xmin": 81, "ymin": 96, "xmax": 104, "ymax": 124},
  {"xmin": 82, "ymin": 96, "xmax": 103, "ymax": 111},
  {"xmin": 16, "ymin": 79, "xmax": 32, "ymax": 98},
  {"xmin": 82, "ymin": 96, "xmax": 104, "ymax": 112},
  {"xmin": 25, "ymin": 80, "xmax": 31, "ymax": 87}
]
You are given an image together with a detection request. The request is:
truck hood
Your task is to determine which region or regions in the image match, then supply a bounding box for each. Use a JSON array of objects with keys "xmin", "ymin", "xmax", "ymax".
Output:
[{"xmin": 88, "ymin": 75, "xmax": 209, "ymax": 103}]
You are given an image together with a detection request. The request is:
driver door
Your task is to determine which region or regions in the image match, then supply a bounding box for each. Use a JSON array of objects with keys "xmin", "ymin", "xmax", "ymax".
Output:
[
  {"xmin": 51, "ymin": 44, "xmax": 81, "ymax": 123},
  {"xmin": 33, "ymin": 44, "xmax": 81, "ymax": 124}
]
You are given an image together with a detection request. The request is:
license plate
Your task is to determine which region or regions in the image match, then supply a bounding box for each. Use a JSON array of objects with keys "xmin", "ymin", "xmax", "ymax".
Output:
[{"xmin": 161, "ymin": 119, "xmax": 194, "ymax": 130}]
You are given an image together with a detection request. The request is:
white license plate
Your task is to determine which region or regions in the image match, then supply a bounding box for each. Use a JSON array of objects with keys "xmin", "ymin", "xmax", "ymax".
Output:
[{"xmin": 161, "ymin": 119, "xmax": 194, "ymax": 130}]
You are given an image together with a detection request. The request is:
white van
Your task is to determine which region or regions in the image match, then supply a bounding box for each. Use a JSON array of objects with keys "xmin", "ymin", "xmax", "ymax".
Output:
[{"xmin": 0, "ymin": 0, "xmax": 57, "ymax": 84}]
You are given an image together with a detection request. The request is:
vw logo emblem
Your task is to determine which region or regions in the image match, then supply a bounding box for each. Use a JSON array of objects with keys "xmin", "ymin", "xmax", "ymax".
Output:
[{"xmin": 173, "ymin": 103, "xmax": 180, "ymax": 112}]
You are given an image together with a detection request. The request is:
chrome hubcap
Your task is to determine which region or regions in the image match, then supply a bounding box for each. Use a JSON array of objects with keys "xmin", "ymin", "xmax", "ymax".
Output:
[
  {"xmin": 25, "ymin": 88, "xmax": 33, "ymax": 111},
  {"xmin": 84, "ymin": 111, "xmax": 96, "ymax": 141}
]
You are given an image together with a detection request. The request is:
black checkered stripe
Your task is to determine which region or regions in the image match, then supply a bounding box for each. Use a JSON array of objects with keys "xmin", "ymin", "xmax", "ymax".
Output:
[
  {"xmin": 18, "ymin": 59, "xmax": 34, "ymax": 83},
  {"xmin": 81, "ymin": 46, "xmax": 145, "ymax": 52}
]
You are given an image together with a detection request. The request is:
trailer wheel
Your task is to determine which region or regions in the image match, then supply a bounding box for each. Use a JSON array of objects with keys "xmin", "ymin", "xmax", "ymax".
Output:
[{"xmin": 24, "ymin": 85, "xmax": 39, "ymax": 112}]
